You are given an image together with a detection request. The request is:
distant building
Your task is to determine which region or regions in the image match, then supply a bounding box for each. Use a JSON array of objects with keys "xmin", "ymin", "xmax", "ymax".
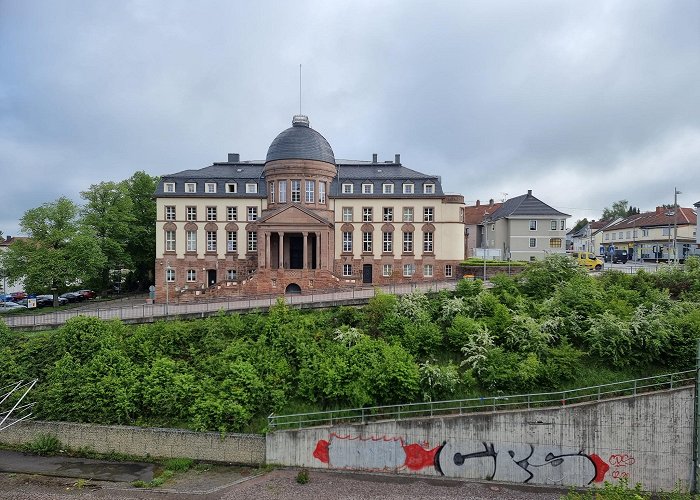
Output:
[
  {"xmin": 154, "ymin": 115, "xmax": 466, "ymax": 301},
  {"xmin": 601, "ymin": 206, "xmax": 697, "ymax": 262}
]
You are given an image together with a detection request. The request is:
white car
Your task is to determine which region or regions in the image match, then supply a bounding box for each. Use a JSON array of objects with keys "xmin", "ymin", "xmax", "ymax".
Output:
[{"xmin": 0, "ymin": 302, "xmax": 27, "ymax": 313}]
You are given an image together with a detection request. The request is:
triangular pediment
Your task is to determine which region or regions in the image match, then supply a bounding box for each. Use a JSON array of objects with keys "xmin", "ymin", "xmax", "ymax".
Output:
[{"xmin": 257, "ymin": 204, "xmax": 332, "ymax": 227}]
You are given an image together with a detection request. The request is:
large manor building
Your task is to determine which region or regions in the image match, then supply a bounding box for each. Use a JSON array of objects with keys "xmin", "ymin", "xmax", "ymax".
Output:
[{"xmin": 154, "ymin": 115, "xmax": 466, "ymax": 300}]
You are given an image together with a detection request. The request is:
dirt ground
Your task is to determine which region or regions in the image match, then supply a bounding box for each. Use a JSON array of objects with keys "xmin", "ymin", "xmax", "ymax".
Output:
[{"xmin": 0, "ymin": 466, "xmax": 569, "ymax": 500}]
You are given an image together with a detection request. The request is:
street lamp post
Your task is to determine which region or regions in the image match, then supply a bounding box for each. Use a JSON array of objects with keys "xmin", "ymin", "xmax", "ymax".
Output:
[{"xmin": 673, "ymin": 187, "xmax": 681, "ymax": 265}]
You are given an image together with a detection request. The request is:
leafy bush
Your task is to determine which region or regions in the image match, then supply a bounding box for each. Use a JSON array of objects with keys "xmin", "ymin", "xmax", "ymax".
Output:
[{"xmin": 25, "ymin": 434, "xmax": 62, "ymax": 455}]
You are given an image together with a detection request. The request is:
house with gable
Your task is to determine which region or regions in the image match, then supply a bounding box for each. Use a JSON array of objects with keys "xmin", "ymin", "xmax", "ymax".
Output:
[{"xmin": 483, "ymin": 190, "xmax": 570, "ymax": 262}]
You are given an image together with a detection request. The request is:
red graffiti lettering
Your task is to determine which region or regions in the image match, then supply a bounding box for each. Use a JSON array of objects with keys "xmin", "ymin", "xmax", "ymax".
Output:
[
  {"xmin": 589, "ymin": 454, "xmax": 610, "ymax": 483},
  {"xmin": 609, "ymin": 454, "xmax": 635, "ymax": 467},
  {"xmin": 313, "ymin": 439, "xmax": 329, "ymax": 464},
  {"xmin": 612, "ymin": 470, "xmax": 629, "ymax": 479},
  {"xmin": 402, "ymin": 442, "xmax": 440, "ymax": 471}
]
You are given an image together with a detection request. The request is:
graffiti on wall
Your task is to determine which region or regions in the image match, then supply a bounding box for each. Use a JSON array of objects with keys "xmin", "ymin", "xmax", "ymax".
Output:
[{"xmin": 313, "ymin": 433, "xmax": 612, "ymax": 486}]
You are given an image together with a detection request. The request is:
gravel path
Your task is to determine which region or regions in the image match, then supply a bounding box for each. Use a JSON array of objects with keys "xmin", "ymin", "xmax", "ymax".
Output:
[{"xmin": 0, "ymin": 468, "xmax": 569, "ymax": 500}]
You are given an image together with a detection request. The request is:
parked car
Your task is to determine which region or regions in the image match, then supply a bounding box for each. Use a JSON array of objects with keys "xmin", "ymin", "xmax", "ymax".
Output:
[
  {"xmin": 570, "ymin": 251, "xmax": 604, "ymax": 271},
  {"xmin": 77, "ymin": 289, "xmax": 96, "ymax": 299},
  {"xmin": 0, "ymin": 294, "xmax": 14, "ymax": 302},
  {"xmin": 604, "ymin": 249, "xmax": 629, "ymax": 264},
  {"xmin": 36, "ymin": 294, "xmax": 68, "ymax": 306},
  {"xmin": 10, "ymin": 291, "xmax": 27, "ymax": 301},
  {"xmin": 60, "ymin": 292, "xmax": 85, "ymax": 303},
  {"xmin": 0, "ymin": 302, "xmax": 27, "ymax": 313}
]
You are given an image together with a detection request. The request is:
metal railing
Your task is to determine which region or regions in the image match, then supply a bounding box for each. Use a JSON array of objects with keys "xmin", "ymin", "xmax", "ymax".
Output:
[
  {"xmin": 0, "ymin": 280, "xmax": 458, "ymax": 330},
  {"xmin": 268, "ymin": 370, "xmax": 695, "ymax": 430}
]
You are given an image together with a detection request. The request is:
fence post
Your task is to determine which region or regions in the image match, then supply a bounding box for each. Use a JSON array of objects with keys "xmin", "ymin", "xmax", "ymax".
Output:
[
  {"xmin": 633, "ymin": 380, "xmax": 637, "ymax": 396},
  {"xmin": 693, "ymin": 339, "xmax": 700, "ymax": 493}
]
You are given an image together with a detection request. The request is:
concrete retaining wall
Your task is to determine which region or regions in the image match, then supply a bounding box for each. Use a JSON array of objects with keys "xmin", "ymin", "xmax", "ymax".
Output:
[
  {"xmin": 266, "ymin": 388, "xmax": 694, "ymax": 492},
  {"xmin": 0, "ymin": 420, "xmax": 265, "ymax": 465}
]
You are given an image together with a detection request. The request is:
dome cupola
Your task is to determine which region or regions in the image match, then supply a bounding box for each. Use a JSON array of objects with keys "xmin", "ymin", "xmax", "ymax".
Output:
[{"xmin": 265, "ymin": 115, "xmax": 335, "ymax": 165}]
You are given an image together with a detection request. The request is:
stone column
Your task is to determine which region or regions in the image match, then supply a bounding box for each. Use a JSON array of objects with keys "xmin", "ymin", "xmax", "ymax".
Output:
[
  {"xmin": 278, "ymin": 232, "xmax": 284, "ymax": 269},
  {"xmin": 315, "ymin": 232, "xmax": 321, "ymax": 270},
  {"xmin": 303, "ymin": 232, "xmax": 308, "ymax": 270},
  {"xmin": 265, "ymin": 232, "xmax": 270, "ymax": 269}
]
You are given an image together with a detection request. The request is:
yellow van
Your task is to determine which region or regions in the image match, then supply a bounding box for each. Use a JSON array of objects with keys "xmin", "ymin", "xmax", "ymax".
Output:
[{"xmin": 571, "ymin": 251, "xmax": 604, "ymax": 271}]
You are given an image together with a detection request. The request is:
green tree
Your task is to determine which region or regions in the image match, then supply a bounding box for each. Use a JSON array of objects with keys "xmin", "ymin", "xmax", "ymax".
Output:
[
  {"xmin": 571, "ymin": 218, "xmax": 588, "ymax": 233},
  {"xmin": 124, "ymin": 172, "xmax": 158, "ymax": 290},
  {"xmin": 601, "ymin": 200, "xmax": 638, "ymax": 220},
  {"xmin": 1, "ymin": 198, "xmax": 106, "ymax": 294},
  {"xmin": 81, "ymin": 181, "xmax": 135, "ymax": 290}
]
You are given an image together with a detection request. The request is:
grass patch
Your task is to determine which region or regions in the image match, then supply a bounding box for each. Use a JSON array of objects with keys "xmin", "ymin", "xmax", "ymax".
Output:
[
  {"xmin": 23, "ymin": 434, "xmax": 62, "ymax": 455},
  {"xmin": 132, "ymin": 457, "xmax": 195, "ymax": 488}
]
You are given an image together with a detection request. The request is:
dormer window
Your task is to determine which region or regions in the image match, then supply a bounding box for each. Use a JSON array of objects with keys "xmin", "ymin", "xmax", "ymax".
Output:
[
  {"xmin": 164, "ymin": 182, "xmax": 175, "ymax": 193},
  {"xmin": 342, "ymin": 183, "xmax": 354, "ymax": 194},
  {"xmin": 205, "ymin": 182, "xmax": 217, "ymax": 193},
  {"xmin": 185, "ymin": 182, "xmax": 197, "ymax": 193},
  {"xmin": 362, "ymin": 183, "xmax": 374, "ymax": 194},
  {"xmin": 246, "ymin": 183, "xmax": 258, "ymax": 194},
  {"xmin": 423, "ymin": 184, "xmax": 435, "ymax": 194},
  {"xmin": 403, "ymin": 183, "xmax": 414, "ymax": 194},
  {"xmin": 226, "ymin": 183, "xmax": 237, "ymax": 193},
  {"xmin": 383, "ymin": 183, "xmax": 394, "ymax": 194}
]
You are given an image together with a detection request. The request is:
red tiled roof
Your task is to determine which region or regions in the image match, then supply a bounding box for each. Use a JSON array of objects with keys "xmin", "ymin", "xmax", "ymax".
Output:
[
  {"xmin": 463, "ymin": 203, "xmax": 502, "ymax": 224},
  {"xmin": 606, "ymin": 207, "xmax": 696, "ymax": 230}
]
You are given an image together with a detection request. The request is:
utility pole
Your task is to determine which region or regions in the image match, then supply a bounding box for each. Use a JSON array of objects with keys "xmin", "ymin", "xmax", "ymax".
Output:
[{"xmin": 673, "ymin": 187, "xmax": 680, "ymax": 265}]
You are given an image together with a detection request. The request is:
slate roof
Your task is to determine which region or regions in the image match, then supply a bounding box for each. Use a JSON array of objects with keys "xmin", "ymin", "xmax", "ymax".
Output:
[
  {"xmin": 155, "ymin": 163, "xmax": 266, "ymax": 197},
  {"xmin": 605, "ymin": 207, "xmax": 696, "ymax": 230},
  {"xmin": 332, "ymin": 163, "xmax": 443, "ymax": 197},
  {"xmin": 266, "ymin": 115, "xmax": 335, "ymax": 165},
  {"xmin": 485, "ymin": 191, "xmax": 570, "ymax": 221}
]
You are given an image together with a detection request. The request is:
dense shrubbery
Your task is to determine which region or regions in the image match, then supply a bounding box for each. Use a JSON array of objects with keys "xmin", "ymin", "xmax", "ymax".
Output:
[{"xmin": 2, "ymin": 256, "xmax": 700, "ymax": 433}]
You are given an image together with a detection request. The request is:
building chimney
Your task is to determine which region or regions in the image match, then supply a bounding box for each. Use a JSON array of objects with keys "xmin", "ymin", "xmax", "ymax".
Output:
[
  {"xmin": 394, "ymin": 154, "xmax": 400, "ymax": 164},
  {"xmin": 228, "ymin": 153, "xmax": 240, "ymax": 163},
  {"xmin": 475, "ymin": 200, "xmax": 480, "ymax": 207},
  {"xmin": 372, "ymin": 153, "xmax": 378, "ymax": 163},
  {"xmin": 489, "ymin": 198, "xmax": 494, "ymax": 206},
  {"xmin": 656, "ymin": 206, "xmax": 664, "ymax": 214},
  {"xmin": 527, "ymin": 189, "xmax": 532, "ymax": 196}
]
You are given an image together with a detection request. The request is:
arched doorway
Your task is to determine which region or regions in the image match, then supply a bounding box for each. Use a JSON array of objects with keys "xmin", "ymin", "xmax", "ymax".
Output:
[{"xmin": 285, "ymin": 283, "xmax": 302, "ymax": 295}]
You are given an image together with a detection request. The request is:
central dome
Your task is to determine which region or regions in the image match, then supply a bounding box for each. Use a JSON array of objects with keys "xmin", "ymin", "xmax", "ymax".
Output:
[{"xmin": 265, "ymin": 115, "xmax": 335, "ymax": 165}]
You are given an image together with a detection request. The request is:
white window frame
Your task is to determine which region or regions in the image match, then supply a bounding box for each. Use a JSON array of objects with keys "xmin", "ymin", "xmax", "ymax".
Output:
[
  {"xmin": 445, "ymin": 264, "xmax": 453, "ymax": 277},
  {"xmin": 383, "ymin": 207, "xmax": 393, "ymax": 222},
  {"xmin": 382, "ymin": 183, "xmax": 394, "ymax": 194},
  {"xmin": 186, "ymin": 206, "xmax": 197, "ymax": 221},
  {"xmin": 403, "ymin": 263, "xmax": 415, "ymax": 277},
  {"xmin": 291, "ymin": 180, "xmax": 301, "ymax": 202},
  {"xmin": 186, "ymin": 230, "xmax": 197, "ymax": 252},
  {"xmin": 362, "ymin": 207, "xmax": 373, "ymax": 222},
  {"xmin": 305, "ymin": 180, "xmax": 315, "ymax": 203},
  {"xmin": 247, "ymin": 206, "xmax": 258, "ymax": 221},
  {"xmin": 166, "ymin": 268, "xmax": 175, "ymax": 282},
  {"xmin": 403, "ymin": 231, "xmax": 413, "ymax": 253},
  {"xmin": 226, "ymin": 269, "xmax": 237, "ymax": 281},
  {"xmin": 362, "ymin": 232, "xmax": 372, "ymax": 252},
  {"xmin": 186, "ymin": 269, "xmax": 197, "ymax": 282},
  {"xmin": 550, "ymin": 220, "xmax": 557, "ymax": 230},
  {"xmin": 342, "ymin": 183, "xmax": 354, "ymax": 194},
  {"xmin": 225, "ymin": 183, "xmax": 237, "ymax": 193},
  {"xmin": 245, "ymin": 183, "xmax": 258, "ymax": 194},
  {"xmin": 529, "ymin": 237, "xmax": 537, "ymax": 248},
  {"xmin": 343, "ymin": 264, "xmax": 353, "ymax": 277},
  {"xmin": 165, "ymin": 206, "xmax": 176, "ymax": 221},
  {"xmin": 423, "ymin": 232, "xmax": 434, "ymax": 252},
  {"xmin": 164, "ymin": 182, "xmax": 175, "ymax": 193},
  {"xmin": 227, "ymin": 206, "xmax": 237, "ymax": 221},
  {"xmin": 279, "ymin": 180, "xmax": 287, "ymax": 203},
  {"xmin": 383, "ymin": 232, "xmax": 393, "ymax": 253},
  {"xmin": 207, "ymin": 206, "xmax": 217, "ymax": 221},
  {"xmin": 318, "ymin": 181, "xmax": 326, "ymax": 204},
  {"xmin": 342, "ymin": 207, "xmax": 353, "ymax": 222},
  {"xmin": 423, "ymin": 184, "xmax": 435, "ymax": 194},
  {"xmin": 165, "ymin": 230, "xmax": 176, "ymax": 252},
  {"xmin": 423, "ymin": 207, "xmax": 434, "ymax": 222},
  {"xmin": 423, "ymin": 264, "xmax": 433, "ymax": 277},
  {"xmin": 205, "ymin": 182, "xmax": 216, "ymax": 193},
  {"xmin": 227, "ymin": 231, "xmax": 237, "ymax": 252},
  {"xmin": 342, "ymin": 232, "xmax": 353, "ymax": 253},
  {"xmin": 560, "ymin": 220, "xmax": 565, "ymax": 230},
  {"xmin": 403, "ymin": 207, "xmax": 413, "ymax": 222},
  {"xmin": 403, "ymin": 183, "xmax": 414, "ymax": 194},
  {"xmin": 247, "ymin": 231, "xmax": 257, "ymax": 252},
  {"xmin": 362, "ymin": 183, "xmax": 374, "ymax": 194},
  {"xmin": 185, "ymin": 182, "xmax": 197, "ymax": 193},
  {"xmin": 207, "ymin": 231, "xmax": 217, "ymax": 252},
  {"xmin": 529, "ymin": 220, "xmax": 537, "ymax": 231},
  {"xmin": 382, "ymin": 264, "xmax": 393, "ymax": 277},
  {"xmin": 269, "ymin": 182, "xmax": 275, "ymax": 203}
]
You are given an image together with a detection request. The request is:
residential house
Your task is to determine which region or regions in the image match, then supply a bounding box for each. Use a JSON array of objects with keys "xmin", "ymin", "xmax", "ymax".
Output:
[
  {"xmin": 601, "ymin": 206, "xmax": 697, "ymax": 262},
  {"xmin": 570, "ymin": 219, "xmax": 619, "ymax": 256},
  {"xmin": 463, "ymin": 199, "xmax": 502, "ymax": 258},
  {"xmin": 482, "ymin": 190, "xmax": 570, "ymax": 262}
]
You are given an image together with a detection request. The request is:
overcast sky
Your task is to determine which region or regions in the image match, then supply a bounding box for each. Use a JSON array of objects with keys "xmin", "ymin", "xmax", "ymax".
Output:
[{"xmin": 1, "ymin": 0, "xmax": 699, "ymax": 236}]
